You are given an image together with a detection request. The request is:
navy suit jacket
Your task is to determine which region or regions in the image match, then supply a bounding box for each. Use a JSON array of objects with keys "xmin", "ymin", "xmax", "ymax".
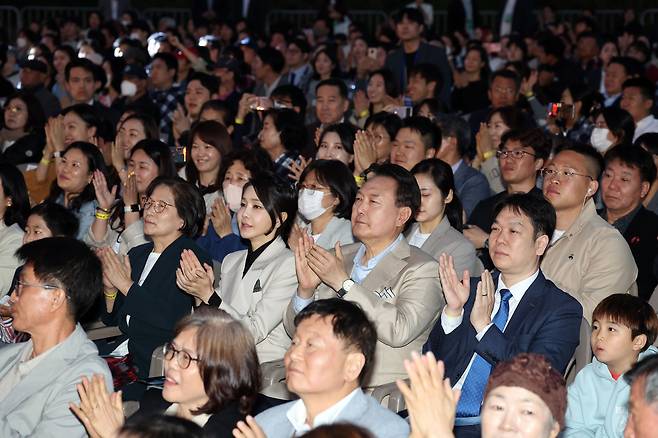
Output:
[
  {"xmin": 453, "ymin": 162, "xmax": 491, "ymax": 219},
  {"xmin": 423, "ymin": 270, "xmax": 582, "ymax": 384}
]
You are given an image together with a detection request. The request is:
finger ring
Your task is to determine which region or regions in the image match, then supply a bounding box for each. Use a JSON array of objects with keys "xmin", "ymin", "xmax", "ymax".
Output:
[{"xmin": 481, "ymin": 293, "xmax": 488, "ymax": 296}]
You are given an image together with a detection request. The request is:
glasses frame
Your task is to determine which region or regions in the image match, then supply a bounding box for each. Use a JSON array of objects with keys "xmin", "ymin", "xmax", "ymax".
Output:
[
  {"xmin": 540, "ymin": 168, "xmax": 594, "ymax": 181},
  {"xmin": 14, "ymin": 280, "xmax": 60, "ymax": 297},
  {"xmin": 163, "ymin": 342, "xmax": 200, "ymax": 370},
  {"xmin": 496, "ymin": 149, "xmax": 537, "ymax": 160},
  {"xmin": 143, "ymin": 197, "xmax": 175, "ymax": 214}
]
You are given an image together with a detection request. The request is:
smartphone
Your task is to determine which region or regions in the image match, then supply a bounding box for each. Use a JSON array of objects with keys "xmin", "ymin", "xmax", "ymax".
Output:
[
  {"xmin": 249, "ymin": 97, "xmax": 269, "ymax": 111},
  {"xmin": 391, "ymin": 106, "xmax": 413, "ymax": 119},
  {"xmin": 368, "ymin": 48, "xmax": 378, "ymax": 59},
  {"xmin": 547, "ymin": 102, "xmax": 576, "ymax": 120}
]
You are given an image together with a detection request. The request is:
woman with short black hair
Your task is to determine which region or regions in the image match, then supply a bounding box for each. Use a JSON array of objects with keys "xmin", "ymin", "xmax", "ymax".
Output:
[{"xmin": 0, "ymin": 163, "xmax": 30, "ymax": 295}]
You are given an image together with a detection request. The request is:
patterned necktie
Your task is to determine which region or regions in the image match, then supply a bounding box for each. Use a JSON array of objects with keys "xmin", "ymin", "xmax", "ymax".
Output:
[{"xmin": 456, "ymin": 288, "xmax": 512, "ymax": 418}]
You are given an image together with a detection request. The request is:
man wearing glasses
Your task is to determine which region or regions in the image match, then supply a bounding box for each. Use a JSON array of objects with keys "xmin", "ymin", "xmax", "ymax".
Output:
[
  {"xmin": 541, "ymin": 143, "xmax": 638, "ymax": 323},
  {"xmin": 0, "ymin": 237, "xmax": 112, "ymax": 437},
  {"xmin": 466, "ymin": 128, "xmax": 550, "ymax": 269}
]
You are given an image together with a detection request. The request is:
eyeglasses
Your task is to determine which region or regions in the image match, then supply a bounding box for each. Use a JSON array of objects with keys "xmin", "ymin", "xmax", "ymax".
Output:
[
  {"xmin": 143, "ymin": 197, "xmax": 174, "ymax": 214},
  {"xmin": 492, "ymin": 86, "xmax": 515, "ymax": 95},
  {"xmin": 540, "ymin": 168, "xmax": 594, "ymax": 181},
  {"xmin": 14, "ymin": 280, "xmax": 59, "ymax": 297},
  {"xmin": 4, "ymin": 106, "xmax": 24, "ymax": 113},
  {"xmin": 164, "ymin": 342, "xmax": 200, "ymax": 369},
  {"xmin": 496, "ymin": 149, "xmax": 536, "ymax": 160}
]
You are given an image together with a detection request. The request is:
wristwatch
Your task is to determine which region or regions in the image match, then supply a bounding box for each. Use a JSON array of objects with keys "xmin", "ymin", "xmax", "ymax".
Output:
[
  {"xmin": 123, "ymin": 204, "xmax": 141, "ymax": 213},
  {"xmin": 337, "ymin": 278, "xmax": 355, "ymax": 298}
]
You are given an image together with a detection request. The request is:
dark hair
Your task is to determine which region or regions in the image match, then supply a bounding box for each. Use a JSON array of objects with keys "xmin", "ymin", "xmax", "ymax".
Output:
[
  {"xmin": 411, "ymin": 158, "xmax": 463, "ymax": 231},
  {"xmin": 300, "ymin": 424, "xmax": 375, "ymax": 438},
  {"xmin": 564, "ymin": 83, "xmax": 604, "ymax": 120},
  {"xmin": 53, "ymin": 45, "xmax": 76, "ymax": 68},
  {"xmin": 315, "ymin": 78, "xmax": 348, "ymax": 100},
  {"xmin": 243, "ymin": 172, "xmax": 297, "ymax": 242},
  {"xmin": 271, "ymin": 84, "xmax": 308, "ymax": 121},
  {"xmin": 608, "ymin": 56, "xmax": 643, "ymax": 78},
  {"xmin": 487, "ymin": 106, "xmax": 530, "ymax": 138},
  {"xmin": 3, "ymin": 91, "xmax": 46, "ymax": 133},
  {"xmin": 506, "ymin": 35, "xmax": 528, "ymax": 59},
  {"xmin": 64, "ymin": 57, "xmax": 97, "ymax": 82},
  {"xmin": 628, "ymin": 40, "xmax": 651, "ymax": 64},
  {"xmin": 493, "ymin": 192, "xmax": 556, "ymax": 241},
  {"xmin": 623, "ymin": 355, "xmax": 658, "ymax": 403},
  {"xmin": 263, "ymin": 108, "xmax": 306, "ymax": 154},
  {"xmin": 61, "ymin": 104, "xmax": 102, "ymax": 136},
  {"xmin": 636, "ymin": 132, "xmax": 658, "ymax": 157},
  {"xmin": 219, "ymin": 148, "xmax": 273, "ymax": 184},
  {"xmin": 28, "ymin": 202, "xmax": 79, "ymax": 237},
  {"xmin": 120, "ymin": 414, "xmax": 205, "ymax": 438},
  {"xmin": 622, "ymin": 76, "xmax": 656, "ymax": 103},
  {"xmin": 298, "ymin": 159, "xmax": 357, "ymax": 220},
  {"xmin": 500, "ymin": 128, "xmax": 551, "ymax": 161},
  {"xmin": 130, "ymin": 139, "xmax": 177, "ymax": 179},
  {"xmin": 604, "ymin": 144, "xmax": 657, "ymax": 184},
  {"xmin": 145, "ymin": 177, "xmax": 206, "ymax": 238},
  {"xmin": 489, "ymin": 69, "xmax": 521, "ymax": 93},
  {"xmin": 408, "ymin": 63, "xmax": 442, "ymax": 95},
  {"xmin": 464, "ymin": 45, "xmax": 490, "ymax": 80},
  {"xmin": 17, "ymin": 237, "xmax": 102, "ymax": 321},
  {"xmin": 256, "ymin": 46, "xmax": 285, "ymax": 74},
  {"xmin": 593, "ymin": 294, "xmax": 658, "ymax": 352},
  {"xmin": 311, "ymin": 47, "xmax": 340, "ymax": 80},
  {"xmin": 392, "ymin": 7, "xmax": 425, "ymax": 27},
  {"xmin": 0, "ymin": 163, "xmax": 30, "ymax": 229},
  {"xmin": 47, "ymin": 141, "xmax": 108, "ymax": 212},
  {"xmin": 187, "ymin": 72, "xmax": 219, "ymax": 95},
  {"xmin": 294, "ymin": 299, "xmax": 377, "ymax": 385},
  {"xmin": 537, "ymin": 35, "xmax": 566, "ymax": 59},
  {"xmin": 436, "ymin": 114, "xmax": 469, "ymax": 157},
  {"xmin": 173, "ymin": 306, "xmax": 261, "ymax": 415},
  {"xmin": 120, "ymin": 113, "xmax": 159, "ymax": 141},
  {"xmin": 365, "ymin": 162, "xmax": 421, "ymax": 229},
  {"xmin": 368, "ymin": 68, "xmax": 400, "ymax": 99},
  {"xmin": 400, "ymin": 116, "xmax": 441, "ymax": 153},
  {"xmin": 185, "ymin": 120, "xmax": 233, "ymax": 194},
  {"xmin": 152, "ymin": 52, "xmax": 178, "ymax": 81},
  {"xmin": 319, "ymin": 123, "xmax": 357, "ymax": 155},
  {"xmin": 594, "ymin": 107, "xmax": 635, "ymax": 146},
  {"xmin": 556, "ymin": 141, "xmax": 605, "ymax": 180},
  {"xmin": 364, "ymin": 112, "xmax": 402, "ymax": 141},
  {"xmin": 200, "ymin": 99, "xmax": 234, "ymax": 126}
]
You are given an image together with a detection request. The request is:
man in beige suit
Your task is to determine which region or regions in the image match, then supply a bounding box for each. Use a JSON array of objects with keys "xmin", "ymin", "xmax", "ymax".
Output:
[
  {"xmin": 286, "ymin": 163, "xmax": 444, "ymax": 387},
  {"xmin": 541, "ymin": 143, "xmax": 637, "ymax": 323}
]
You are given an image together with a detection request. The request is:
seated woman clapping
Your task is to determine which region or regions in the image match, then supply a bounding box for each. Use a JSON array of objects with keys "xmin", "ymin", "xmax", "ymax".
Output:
[
  {"xmin": 176, "ymin": 172, "xmax": 298, "ymax": 363},
  {"xmin": 71, "ymin": 306, "xmax": 275, "ymax": 437}
]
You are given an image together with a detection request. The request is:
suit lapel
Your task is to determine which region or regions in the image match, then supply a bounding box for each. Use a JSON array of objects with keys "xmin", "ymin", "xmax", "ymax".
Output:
[
  {"xmin": 361, "ymin": 239, "xmax": 409, "ymax": 292},
  {"xmin": 504, "ymin": 272, "xmax": 544, "ymax": 334}
]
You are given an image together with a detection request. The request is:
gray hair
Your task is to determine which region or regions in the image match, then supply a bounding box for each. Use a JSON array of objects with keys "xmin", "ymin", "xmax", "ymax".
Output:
[{"xmin": 625, "ymin": 355, "xmax": 658, "ymax": 404}]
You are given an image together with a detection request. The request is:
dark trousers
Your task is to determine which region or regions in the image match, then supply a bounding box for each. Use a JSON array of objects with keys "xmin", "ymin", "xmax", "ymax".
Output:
[{"xmin": 454, "ymin": 424, "xmax": 481, "ymax": 438}]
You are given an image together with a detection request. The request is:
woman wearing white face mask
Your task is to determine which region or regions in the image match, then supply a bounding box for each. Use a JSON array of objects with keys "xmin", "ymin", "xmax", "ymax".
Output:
[
  {"xmin": 590, "ymin": 107, "xmax": 635, "ymax": 154},
  {"xmin": 196, "ymin": 149, "xmax": 273, "ymax": 263},
  {"xmin": 290, "ymin": 159, "xmax": 356, "ymax": 251}
]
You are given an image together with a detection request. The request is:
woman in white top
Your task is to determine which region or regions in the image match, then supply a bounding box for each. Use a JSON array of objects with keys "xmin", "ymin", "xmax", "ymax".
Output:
[
  {"xmin": 176, "ymin": 173, "xmax": 298, "ymax": 363},
  {"xmin": 406, "ymin": 158, "xmax": 481, "ymax": 278},
  {"xmin": 291, "ymin": 159, "xmax": 355, "ymax": 251},
  {"xmin": 0, "ymin": 163, "xmax": 29, "ymax": 295},
  {"xmin": 180, "ymin": 120, "xmax": 233, "ymax": 212}
]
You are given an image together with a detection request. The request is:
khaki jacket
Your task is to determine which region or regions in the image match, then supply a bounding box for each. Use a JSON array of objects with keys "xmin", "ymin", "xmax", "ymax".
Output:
[
  {"xmin": 284, "ymin": 238, "xmax": 444, "ymax": 386},
  {"xmin": 541, "ymin": 200, "xmax": 638, "ymax": 323}
]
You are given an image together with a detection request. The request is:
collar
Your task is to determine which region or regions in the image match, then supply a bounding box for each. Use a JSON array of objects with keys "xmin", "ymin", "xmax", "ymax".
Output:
[
  {"xmin": 164, "ymin": 403, "xmax": 212, "ymax": 427},
  {"xmin": 353, "ymin": 234, "xmax": 404, "ymax": 273},
  {"xmin": 286, "ymin": 388, "xmax": 361, "ymax": 433},
  {"xmin": 562, "ymin": 198, "xmax": 598, "ymax": 238},
  {"xmin": 601, "ymin": 204, "xmax": 642, "ymax": 235},
  {"xmin": 451, "ymin": 159, "xmax": 463, "ymax": 174},
  {"xmin": 497, "ymin": 269, "xmax": 539, "ymax": 301},
  {"xmin": 636, "ymin": 114, "xmax": 657, "ymax": 128},
  {"xmin": 264, "ymin": 75, "xmax": 283, "ymax": 97},
  {"xmin": 290, "ymin": 64, "xmax": 310, "ymax": 76}
]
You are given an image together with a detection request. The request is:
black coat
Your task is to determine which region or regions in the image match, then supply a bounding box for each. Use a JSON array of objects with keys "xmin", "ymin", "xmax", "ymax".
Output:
[
  {"xmin": 622, "ymin": 207, "xmax": 658, "ymax": 300},
  {"xmin": 0, "ymin": 131, "xmax": 45, "ymax": 165}
]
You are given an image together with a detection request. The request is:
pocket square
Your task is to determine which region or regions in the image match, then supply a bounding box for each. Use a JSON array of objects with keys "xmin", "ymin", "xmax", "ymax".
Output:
[
  {"xmin": 376, "ymin": 287, "xmax": 396, "ymax": 299},
  {"xmin": 252, "ymin": 280, "xmax": 262, "ymax": 293}
]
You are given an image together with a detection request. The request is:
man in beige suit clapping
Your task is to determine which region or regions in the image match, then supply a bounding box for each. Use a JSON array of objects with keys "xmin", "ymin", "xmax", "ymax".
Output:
[{"xmin": 286, "ymin": 163, "xmax": 445, "ymax": 387}]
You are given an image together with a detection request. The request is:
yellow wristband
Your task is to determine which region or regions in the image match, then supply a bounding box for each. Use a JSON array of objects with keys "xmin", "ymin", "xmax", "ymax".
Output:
[
  {"xmin": 354, "ymin": 174, "xmax": 365, "ymax": 187},
  {"xmin": 104, "ymin": 289, "xmax": 118, "ymax": 300},
  {"xmin": 95, "ymin": 211, "xmax": 111, "ymax": 220},
  {"xmin": 40, "ymin": 157, "xmax": 51, "ymax": 165},
  {"xmin": 234, "ymin": 117, "xmax": 244, "ymax": 125},
  {"xmin": 482, "ymin": 150, "xmax": 496, "ymax": 160},
  {"xmin": 358, "ymin": 109, "xmax": 369, "ymax": 119}
]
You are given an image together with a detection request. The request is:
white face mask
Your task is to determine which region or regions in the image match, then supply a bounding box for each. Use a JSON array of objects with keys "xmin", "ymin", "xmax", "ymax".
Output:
[
  {"xmin": 222, "ymin": 182, "xmax": 243, "ymax": 212},
  {"xmin": 130, "ymin": 32, "xmax": 141, "ymax": 41},
  {"xmin": 590, "ymin": 127, "xmax": 613, "ymax": 153},
  {"xmin": 298, "ymin": 189, "xmax": 327, "ymax": 221},
  {"xmin": 120, "ymin": 80, "xmax": 137, "ymax": 97},
  {"xmin": 16, "ymin": 37, "xmax": 27, "ymax": 49}
]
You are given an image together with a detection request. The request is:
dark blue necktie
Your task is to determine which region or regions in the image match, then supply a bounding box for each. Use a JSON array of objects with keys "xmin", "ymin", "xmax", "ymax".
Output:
[{"xmin": 456, "ymin": 288, "xmax": 512, "ymax": 418}]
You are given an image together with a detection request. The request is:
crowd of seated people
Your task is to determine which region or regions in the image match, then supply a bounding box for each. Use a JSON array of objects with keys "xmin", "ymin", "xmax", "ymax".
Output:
[{"xmin": 1, "ymin": 2, "xmax": 658, "ymax": 437}]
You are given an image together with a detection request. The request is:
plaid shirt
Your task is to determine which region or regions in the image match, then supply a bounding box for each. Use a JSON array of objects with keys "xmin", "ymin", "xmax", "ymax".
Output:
[{"xmin": 151, "ymin": 85, "xmax": 184, "ymax": 146}]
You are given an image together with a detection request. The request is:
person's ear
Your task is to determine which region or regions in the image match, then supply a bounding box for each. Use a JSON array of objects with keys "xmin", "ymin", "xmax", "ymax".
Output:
[
  {"xmin": 587, "ymin": 179, "xmax": 599, "ymax": 198},
  {"xmin": 632, "ymin": 334, "xmax": 648, "ymax": 352},
  {"xmin": 427, "ymin": 80, "xmax": 437, "ymax": 97},
  {"xmin": 88, "ymin": 126, "xmax": 97, "ymax": 139},
  {"xmin": 444, "ymin": 189, "xmax": 454, "ymax": 205},
  {"xmin": 50, "ymin": 288, "xmax": 68, "ymax": 313},
  {"xmin": 425, "ymin": 147, "xmax": 436, "ymax": 159},
  {"xmin": 640, "ymin": 181, "xmax": 650, "ymax": 198},
  {"xmin": 396, "ymin": 206, "xmax": 412, "ymax": 228},
  {"xmin": 341, "ymin": 98, "xmax": 349, "ymax": 114},
  {"xmin": 5, "ymin": 196, "xmax": 12, "ymax": 208},
  {"xmin": 343, "ymin": 351, "xmax": 366, "ymax": 383},
  {"xmin": 535, "ymin": 233, "xmax": 550, "ymax": 256},
  {"xmin": 534, "ymin": 158, "xmax": 545, "ymax": 172},
  {"xmin": 548, "ymin": 420, "xmax": 561, "ymax": 438}
]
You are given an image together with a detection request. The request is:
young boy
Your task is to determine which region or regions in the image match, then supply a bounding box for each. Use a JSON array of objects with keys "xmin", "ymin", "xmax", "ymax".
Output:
[{"xmin": 564, "ymin": 294, "xmax": 658, "ymax": 437}]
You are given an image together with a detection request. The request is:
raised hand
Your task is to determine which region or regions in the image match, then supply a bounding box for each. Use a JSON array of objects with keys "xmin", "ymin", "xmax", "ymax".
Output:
[
  {"xmin": 69, "ymin": 374, "xmax": 124, "ymax": 438},
  {"xmin": 470, "ymin": 269, "xmax": 496, "ymax": 333},
  {"xmin": 175, "ymin": 249, "xmax": 215, "ymax": 303},
  {"xmin": 293, "ymin": 233, "xmax": 321, "ymax": 298},
  {"xmin": 287, "ymin": 156, "xmax": 311, "ymax": 182},
  {"xmin": 99, "ymin": 247, "xmax": 133, "ymax": 295},
  {"xmin": 306, "ymin": 241, "xmax": 348, "ymax": 292},
  {"xmin": 354, "ymin": 129, "xmax": 378, "ymax": 175},
  {"xmin": 232, "ymin": 415, "xmax": 266, "ymax": 438},
  {"xmin": 122, "ymin": 171, "xmax": 139, "ymax": 206},
  {"xmin": 47, "ymin": 115, "xmax": 65, "ymax": 152},
  {"xmin": 209, "ymin": 196, "xmax": 233, "ymax": 238},
  {"xmin": 92, "ymin": 170, "xmax": 117, "ymax": 212},
  {"xmin": 475, "ymin": 122, "xmax": 494, "ymax": 161},
  {"xmin": 438, "ymin": 253, "xmax": 471, "ymax": 316}
]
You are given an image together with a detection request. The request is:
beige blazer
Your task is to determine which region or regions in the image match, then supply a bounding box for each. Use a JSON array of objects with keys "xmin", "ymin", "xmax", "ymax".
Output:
[
  {"xmin": 0, "ymin": 223, "xmax": 24, "ymax": 296},
  {"xmin": 284, "ymin": 238, "xmax": 444, "ymax": 386},
  {"xmin": 217, "ymin": 236, "xmax": 297, "ymax": 363},
  {"xmin": 541, "ymin": 200, "xmax": 638, "ymax": 323},
  {"xmin": 405, "ymin": 217, "xmax": 482, "ymax": 278}
]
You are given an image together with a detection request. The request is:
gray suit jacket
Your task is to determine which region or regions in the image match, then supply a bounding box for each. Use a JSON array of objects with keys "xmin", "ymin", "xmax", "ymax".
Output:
[
  {"xmin": 0, "ymin": 325, "xmax": 112, "ymax": 437},
  {"xmin": 453, "ymin": 161, "xmax": 491, "ymax": 218},
  {"xmin": 405, "ymin": 217, "xmax": 482, "ymax": 278},
  {"xmin": 314, "ymin": 216, "xmax": 355, "ymax": 250},
  {"xmin": 255, "ymin": 389, "xmax": 410, "ymax": 438},
  {"xmin": 285, "ymin": 238, "xmax": 444, "ymax": 386}
]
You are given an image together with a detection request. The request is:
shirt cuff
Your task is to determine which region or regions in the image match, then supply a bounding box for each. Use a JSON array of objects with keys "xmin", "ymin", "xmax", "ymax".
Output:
[
  {"xmin": 441, "ymin": 306, "xmax": 464, "ymax": 334},
  {"xmin": 293, "ymin": 293, "xmax": 314, "ymax": 314},
  {"xmin": 476, "ymin": 323, "xmax": 493, "ymax": 341}
]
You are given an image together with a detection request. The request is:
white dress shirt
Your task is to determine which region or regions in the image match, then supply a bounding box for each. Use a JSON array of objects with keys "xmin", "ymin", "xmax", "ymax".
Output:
[
  {"xmin": 286, "ymin": 388, "xmax": 360, "ymax": 435},
  {"xmin": 441, "ymin": 270, "xmax": 539, "ymax": 390},
  {"xmin": 633, "ymin": 115, "xmax": 658, "ymax": 142}
]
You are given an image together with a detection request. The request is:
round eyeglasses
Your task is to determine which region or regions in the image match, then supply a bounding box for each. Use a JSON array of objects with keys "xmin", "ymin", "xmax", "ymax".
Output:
[
  {"xmin": 143, "ymin": 197, "xmax": 174, "ymax": 214},
  {"xmin": 163, "ymin": 343, "xmax": 200, "ymax": 369}
]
